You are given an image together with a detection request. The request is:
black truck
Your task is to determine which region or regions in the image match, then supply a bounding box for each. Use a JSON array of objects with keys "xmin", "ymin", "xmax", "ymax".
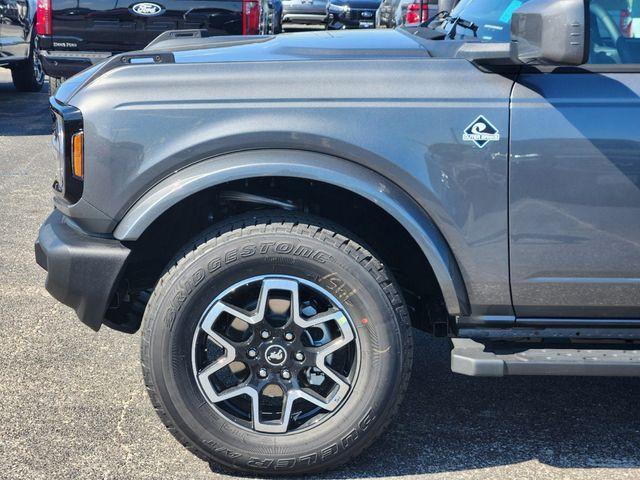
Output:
[
  {"xmin": 35, "ymin": 0, "xmax": 282, "ymax": 94},
  {"xmin": 0, "ymin": 0, "xmax": 45, "ymax": 91}
]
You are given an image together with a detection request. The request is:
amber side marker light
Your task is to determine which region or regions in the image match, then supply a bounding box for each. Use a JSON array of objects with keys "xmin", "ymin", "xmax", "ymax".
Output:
[{"xmin": 71, "ymin": 131, "xmax": 84, "ymax": 179}]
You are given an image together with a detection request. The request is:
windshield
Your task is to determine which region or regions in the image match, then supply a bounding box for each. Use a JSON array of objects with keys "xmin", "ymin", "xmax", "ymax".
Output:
[{"xmin": 441, "ymin": 0, "xmax": 531, "ymax": 41}]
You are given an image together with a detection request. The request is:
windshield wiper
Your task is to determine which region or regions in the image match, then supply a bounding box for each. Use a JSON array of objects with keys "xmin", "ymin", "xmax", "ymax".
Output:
[
  {"xmin": 419, "ymin": 10, "xmax": 450, "ymax": 28},
  {"xmin": 447, "ymin": 16, "xmax": 478, "ymax": 39}
]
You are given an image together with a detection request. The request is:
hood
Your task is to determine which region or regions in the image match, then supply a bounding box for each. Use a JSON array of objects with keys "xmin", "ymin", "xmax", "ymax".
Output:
[
  {"xmin": 163, "ymin": 29, "xmax": 428, "ymax": 63},
  {"xmin": 57, "ymin": 29, "xmax": 428, "ymax": 104}
]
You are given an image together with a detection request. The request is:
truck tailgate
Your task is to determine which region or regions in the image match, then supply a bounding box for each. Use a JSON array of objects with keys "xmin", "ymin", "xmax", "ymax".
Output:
[{"xmin": 49, "ymin": 0, "xmax": 244, "ymax": 52}]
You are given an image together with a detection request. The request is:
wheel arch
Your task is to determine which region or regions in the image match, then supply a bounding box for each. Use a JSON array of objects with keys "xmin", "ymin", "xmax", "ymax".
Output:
[{"xmin": 114, "ymin": 149, "xmax": 470, "ymax": 317}]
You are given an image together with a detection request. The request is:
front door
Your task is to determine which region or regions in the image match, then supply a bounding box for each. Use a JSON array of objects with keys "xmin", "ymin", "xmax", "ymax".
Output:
[{"xmin": 509, "ymin": 0, "xmax": 640, "ymax": 318}]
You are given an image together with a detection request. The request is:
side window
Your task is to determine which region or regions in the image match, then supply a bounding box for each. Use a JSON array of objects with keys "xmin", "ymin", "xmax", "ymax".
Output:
[{"xmin": 589, "ymin": 0, "xmax": 640, "ymax": 63}]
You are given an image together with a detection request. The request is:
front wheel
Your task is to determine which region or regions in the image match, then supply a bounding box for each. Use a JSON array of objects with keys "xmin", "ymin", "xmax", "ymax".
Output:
[{"xmin": 141, "ymin": 213, "xmax": 413, "ymax": 475}]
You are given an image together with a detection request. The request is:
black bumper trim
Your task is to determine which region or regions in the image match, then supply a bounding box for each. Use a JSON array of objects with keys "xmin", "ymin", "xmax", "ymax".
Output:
[
  {"xmin": 35, "ymin": 210, "xmax": 130, "ymax": 331},
  {"xmin": 40, "ymin": 50, "xmax": 113, "ymax": 78}
]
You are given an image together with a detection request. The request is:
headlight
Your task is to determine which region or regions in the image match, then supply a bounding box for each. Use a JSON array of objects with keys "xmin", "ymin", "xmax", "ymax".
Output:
[
  {"xmin": 52, "ymin": 112, "xmax": 65, "ymax": 193},
  {"xmin": 50, "ymin": 97, "xmax": 84, "ymax": 204},
  {"xmin": 327, "ymin": 3, "xmax": 350, "ymax": 13}
]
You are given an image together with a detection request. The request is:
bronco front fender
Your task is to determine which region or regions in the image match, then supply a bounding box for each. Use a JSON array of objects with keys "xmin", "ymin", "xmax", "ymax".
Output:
[{"xmin": 113, "ymin": 149, "xmax": 469, "ymax": 317}]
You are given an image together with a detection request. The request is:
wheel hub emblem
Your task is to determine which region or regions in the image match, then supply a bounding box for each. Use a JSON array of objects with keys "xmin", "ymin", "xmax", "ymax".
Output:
[{"xmin": 265, "ymin": 345, "xmax": 287, "ymax": 366}]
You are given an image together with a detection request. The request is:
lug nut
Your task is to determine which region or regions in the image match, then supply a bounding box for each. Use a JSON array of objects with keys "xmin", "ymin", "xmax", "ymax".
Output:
[
  {"xmin": 281, "ymin": 369, "xmax": 291, "ymax": 380},
  {"xmin": 294, "ymin": 352, "xmax": 305, "ymax": 362},
  {"xmin": 258, "ymin": 368, "xmax": 268, "ymax": 378},
  {"xmin": 284, "ymin": 332, "xmax": 295, "ymax": 341},
  {"xmin": 260, "ymin": 330, "xmax": 270, "ymax": 339},
  {"xmin": 247, "ymin": 348, "xmax": 257, "ymax": 359}
]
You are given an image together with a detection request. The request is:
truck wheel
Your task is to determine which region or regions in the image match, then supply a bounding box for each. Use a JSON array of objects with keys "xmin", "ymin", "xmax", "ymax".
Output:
[
  {"xmin": 11, "ymin": 43, "xmax": 45, "ymax": 92},
  {"xmin": 49, "ymin": 77, "xmax": 64, "ymax": 97},
  {"xmin": 141, "ymin": 213, "xmax": 413, "ymax": 475}
]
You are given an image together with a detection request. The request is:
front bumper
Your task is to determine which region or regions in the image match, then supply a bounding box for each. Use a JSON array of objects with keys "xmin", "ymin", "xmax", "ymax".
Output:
[
  {"xmin": 282, "ymin": 4, "xmax": 327, "ymax": 23},
  {"xmin": 35, "ymin": 210, "xmax": 130, "ymax": 331},
  {"xmin": 39, "ymin": 50, "xmax": 112, "ymax": 79},
  {"xmin": 282, "ymin": 12, "xmax": 327, "ymax": 23}
]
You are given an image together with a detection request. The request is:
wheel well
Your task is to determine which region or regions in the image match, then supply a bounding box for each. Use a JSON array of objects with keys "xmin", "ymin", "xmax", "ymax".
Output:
[{"xmin": 105, "ymin": 177, "xmax": 449, "ymax": 334}]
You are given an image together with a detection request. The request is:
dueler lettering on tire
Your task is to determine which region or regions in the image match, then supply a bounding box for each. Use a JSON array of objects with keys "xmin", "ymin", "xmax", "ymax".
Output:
[{"xmin": 141, "ymin": 212, "xmax": 413, "ymax": 475}]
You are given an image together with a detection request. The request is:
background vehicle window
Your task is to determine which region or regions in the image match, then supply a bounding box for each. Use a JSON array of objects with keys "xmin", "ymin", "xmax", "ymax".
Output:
[
  {"xmin": 589, "ymin": 0, "xmax": 640, "ymax": 63},
  {"xmin": 444, "ymin": 0, "xmax": 640, "ymax": 64},
  {"xmin": 445, "ymin": 0, "xmax": 531, "ymax": 41}
]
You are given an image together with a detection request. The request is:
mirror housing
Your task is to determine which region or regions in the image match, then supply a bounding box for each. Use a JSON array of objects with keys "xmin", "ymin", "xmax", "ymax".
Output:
[{"xmin": 510, "ymin": 0, "xmax": 589, "ymax": 65}]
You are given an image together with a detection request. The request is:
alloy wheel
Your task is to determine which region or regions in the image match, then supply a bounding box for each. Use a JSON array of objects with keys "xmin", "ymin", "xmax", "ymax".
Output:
[{"xmin": 191, "ymin": 276, "xmax": 359, "ymax": 434}]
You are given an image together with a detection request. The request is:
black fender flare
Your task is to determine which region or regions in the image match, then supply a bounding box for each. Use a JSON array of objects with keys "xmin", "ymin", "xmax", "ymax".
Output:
[{"xmin": 113, "ymin": 149, "xmax": 470, "ymax": 316}]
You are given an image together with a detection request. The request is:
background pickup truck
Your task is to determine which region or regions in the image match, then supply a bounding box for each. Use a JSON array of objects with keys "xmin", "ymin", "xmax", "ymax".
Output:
[
  {"xmin": 35, "ymin": 0, "xmax": 282, "ymax": 94},
  {"xmin": 0, "ymin": 0, "xmax": 45, "ymax": 91}
]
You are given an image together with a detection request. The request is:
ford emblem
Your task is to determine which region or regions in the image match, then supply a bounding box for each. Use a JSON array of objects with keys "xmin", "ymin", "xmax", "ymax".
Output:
[
  {"xmin": 361, "ymin": 10, "xmax": 373, "ymax": 17},
  {"xmin": 131, "ymin": 2, "xmax": 164, "ymax": 16}
]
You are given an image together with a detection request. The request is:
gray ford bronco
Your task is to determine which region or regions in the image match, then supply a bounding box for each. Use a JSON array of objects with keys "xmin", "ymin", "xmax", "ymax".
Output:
[{"xmin": 35, "ymin": 0, "xmax": 640, "ymax": 474}]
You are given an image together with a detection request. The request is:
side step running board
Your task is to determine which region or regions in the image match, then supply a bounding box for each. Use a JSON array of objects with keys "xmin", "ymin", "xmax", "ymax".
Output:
[{"xmin": 451, "ymin": 338, "xmax": 640, "ymax": 377}]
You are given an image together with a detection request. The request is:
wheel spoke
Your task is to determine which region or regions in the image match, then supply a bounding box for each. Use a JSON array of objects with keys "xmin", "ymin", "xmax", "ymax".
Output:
[
  {"xmin": 308, "ymin": 327, "xmax": 355, "ymax": 406},
  {"xmin": 316, "ymin": 327, "xmax": 355, "ymax": 356},
  {"xmin": 201, "ymin": 301, "xmax": 259, "ymax": 336},
  {"xmin": 209, "ymin": 382, "xmax": 257, "ymax": 403},
  {"xmin": 296, "ymin": 387, "xmax": 342, "ymax": 411},
  {"xmin": 295, "ymin": 308, "xmax": 344, "ymax": 328},
  {"xmin": 255, "ymin": 278, "xmax": 300, "ymax": 322},
  {"xmin": 295, "ymin": 308, "xmax": 355, "ymax": 355},
  {"xmin": 252, "ymin": 388, "xmax": 291, "ymax": 433},
  {"xmin": 199, "ymin": 300, "xmax": 259, "ymax": 350},
  {"xmin": 314, "ymin": 355, "xmax": 351, "ymax": 406},
  {"xmin": 252, "ymin": 387, "xmax": 342, "ymax": 433},
  {"xmin": 198, "ymin": 353, "xmax": 232, "ymax": 380},
  {"xmin": 199, "ymin": 328, "xmax": 237, "ymax": 372}
]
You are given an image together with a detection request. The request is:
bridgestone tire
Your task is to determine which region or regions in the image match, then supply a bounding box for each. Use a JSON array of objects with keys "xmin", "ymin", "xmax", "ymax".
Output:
[{"xmin": 141, "ymin": 213, "xmax": 413, "ymax": 475}]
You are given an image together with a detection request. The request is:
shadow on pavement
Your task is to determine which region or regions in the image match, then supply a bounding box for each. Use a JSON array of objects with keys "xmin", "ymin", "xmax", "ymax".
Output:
[
  {"xmin": 0, "ymin": 74, "xmax": 51, "ymax": 136},
  {"xmin": 212, "ymin": 331, "xmax": 640, "ymax": 478}
]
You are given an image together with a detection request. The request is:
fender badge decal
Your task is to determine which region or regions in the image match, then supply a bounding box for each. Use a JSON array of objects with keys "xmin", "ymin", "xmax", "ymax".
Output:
[{"xmin": 463, "ymin": 115, "xmax": 500, "ymax": 148}]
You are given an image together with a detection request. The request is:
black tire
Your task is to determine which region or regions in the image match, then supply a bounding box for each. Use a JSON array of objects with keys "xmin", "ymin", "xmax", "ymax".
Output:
[
  {"xmin": 11, "ymin": 43, "xmax": 44, "ymax": 92},
  {"xmin": 48, "ymin": 76, "xmax": 64, "ymax": 97},
  {"xmin": 141, "ymin": 213, "xmax": 413, "ymax": 475}
]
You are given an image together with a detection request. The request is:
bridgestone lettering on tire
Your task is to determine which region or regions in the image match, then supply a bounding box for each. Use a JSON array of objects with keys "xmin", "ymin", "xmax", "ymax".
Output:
[{"xmin": 141, "ymin": 213, "xmax": 413, "ymax": 475}]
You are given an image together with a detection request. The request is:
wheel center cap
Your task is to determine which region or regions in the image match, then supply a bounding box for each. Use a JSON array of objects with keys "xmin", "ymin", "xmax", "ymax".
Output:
[{"xmin": 264, "ymin": 345, "xmax": 287, "ymax": 366}]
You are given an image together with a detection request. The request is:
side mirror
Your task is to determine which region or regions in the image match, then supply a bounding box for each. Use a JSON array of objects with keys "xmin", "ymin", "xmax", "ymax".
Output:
[{"xmin": 510, "ymin": 0, "xmax": 589, "ymax": 65}]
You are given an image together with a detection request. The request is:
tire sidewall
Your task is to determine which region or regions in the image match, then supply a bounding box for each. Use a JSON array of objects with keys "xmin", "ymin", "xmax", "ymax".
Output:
[{"xmin": 144, "ymin": 226, "xmax": 409, "ymax": 473}]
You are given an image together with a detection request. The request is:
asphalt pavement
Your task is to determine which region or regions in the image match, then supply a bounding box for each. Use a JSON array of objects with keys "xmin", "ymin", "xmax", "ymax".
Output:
[{"xmin": 1, "ymin": 69, "xmax": 640, "ymax": 480}]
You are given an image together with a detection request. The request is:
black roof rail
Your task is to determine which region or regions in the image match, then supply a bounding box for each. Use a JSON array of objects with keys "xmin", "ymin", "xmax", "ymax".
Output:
[
  {"xmin": 144, "ymin": 29, "xmax": 210, "ymax": 50},
  {"xmin": 93, "ymin": 51, "xmax": 176, "ymax": 77},
  {"xmin": 64, "ymin": 51, "xmax": 175, "ymax": 101}
]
